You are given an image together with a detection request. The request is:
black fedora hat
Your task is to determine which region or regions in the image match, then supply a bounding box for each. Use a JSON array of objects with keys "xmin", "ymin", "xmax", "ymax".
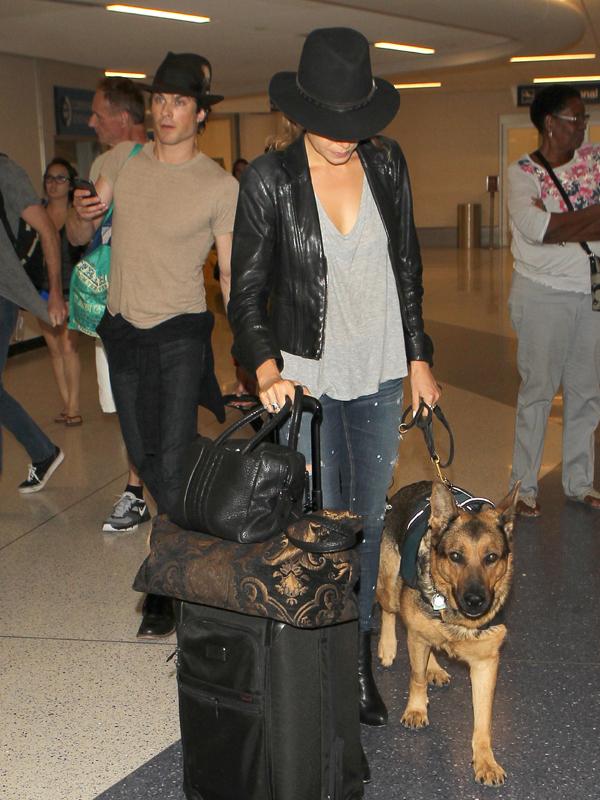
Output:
[
  {"xmin": 142, "ymin": 52, "xmax": 224, "ymax": 107},
  {"xmin": 269, "ymin": 27, "xmax": 399, "ymax": 141}
]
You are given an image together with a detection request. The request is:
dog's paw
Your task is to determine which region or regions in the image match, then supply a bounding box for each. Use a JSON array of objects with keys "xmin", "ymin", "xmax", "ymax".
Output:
[
  {"xmin": 377, "ymin": 641, "xmax": 397, "ymax": 667},
  {"xmin": 377, "ymin": 636, "xmax": 398, "ymax": 667},
  {"xmin": 401, "ymin": 709, "xmax": 429, "ymax": 729},
  {"xmin": 473, "ymin": 757, "xmax": 506, "ymax": 787},
  {"xmin": 427, "ymin": 665, "xmax": 451, "ymax": 687}
]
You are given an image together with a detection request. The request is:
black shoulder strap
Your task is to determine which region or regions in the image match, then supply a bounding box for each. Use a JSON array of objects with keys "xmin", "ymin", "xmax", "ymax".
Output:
[
  {"xmin": 0, "ymin": 153, "xmax": 19, "ymax": 250},
  {"xmin": 0, "ymin": 188, "xmax": 17, "ymax": 248},
  {"xmin": 533, "ymin": 149, "xmax": 593, "ymax": 258}
]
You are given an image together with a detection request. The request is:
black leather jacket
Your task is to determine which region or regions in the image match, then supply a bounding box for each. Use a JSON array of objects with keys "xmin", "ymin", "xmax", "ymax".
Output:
[{"xmin": 228, "ymin": 134, "xmax": 433, "ymax": 374}]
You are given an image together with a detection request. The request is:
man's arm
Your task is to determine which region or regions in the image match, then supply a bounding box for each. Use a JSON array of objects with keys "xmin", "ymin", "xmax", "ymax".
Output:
[
  {"xmin": 20, "ymin": 204, "xmax": 65, "ymax": 326},
  {"xmin": 214, "ymin": 232, "xmax": 233, "ymax": 309},
  {"xmin": 66, "ymin": 176, "xmax": 112, "ymax": 246}
]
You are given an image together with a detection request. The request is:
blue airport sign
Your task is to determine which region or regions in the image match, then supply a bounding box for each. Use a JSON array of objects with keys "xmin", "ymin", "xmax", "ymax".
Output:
[{"xmin": 54, "ymin": 86, "xmax": 95, "ymax": 137}]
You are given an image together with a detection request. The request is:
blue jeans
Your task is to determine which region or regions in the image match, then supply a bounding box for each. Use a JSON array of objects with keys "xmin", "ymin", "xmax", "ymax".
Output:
[
  {"xmin": 295, "ymin": 378, "xmax": 404, "ymax": 631},
  {"xmin": 0, "ymin": 296, "xmax": 55, "ymax": 471}
]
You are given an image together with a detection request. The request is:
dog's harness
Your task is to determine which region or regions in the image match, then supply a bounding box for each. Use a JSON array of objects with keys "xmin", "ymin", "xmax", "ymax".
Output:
[
  {"xmin": 399, "ymin": 486, "xmax": 496, "ymax": 616},
  {"xmin": 397, "ymin": 401, "xmax": 500, "ymax": 620}
]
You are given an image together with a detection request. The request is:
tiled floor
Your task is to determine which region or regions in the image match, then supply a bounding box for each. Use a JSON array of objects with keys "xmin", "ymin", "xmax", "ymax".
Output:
[{"xmin": 1, "ymin": 248, "xmax": 598, "ymax": 800}]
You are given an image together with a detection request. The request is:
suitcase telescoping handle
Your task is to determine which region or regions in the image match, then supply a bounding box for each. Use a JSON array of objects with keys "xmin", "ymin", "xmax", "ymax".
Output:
[
  {"xmin": 274, "ymin": 387, "xmax": 323, "ymax": 512},
  {"xmin": 296, "ymin": 390, "xmax": 324, "ymax": 512}
]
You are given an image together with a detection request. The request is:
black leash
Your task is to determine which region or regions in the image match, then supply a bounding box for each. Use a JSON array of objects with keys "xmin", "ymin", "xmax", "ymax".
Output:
[{"xmin": 399, "ymin": 400, "xmax": 454, "ymax": 482}]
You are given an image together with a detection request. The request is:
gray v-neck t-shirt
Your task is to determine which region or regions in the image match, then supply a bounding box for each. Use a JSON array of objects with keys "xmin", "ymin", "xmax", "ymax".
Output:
[{"xmin": 282, "ymin": 176, "xmax": 407, "ymax": 400}]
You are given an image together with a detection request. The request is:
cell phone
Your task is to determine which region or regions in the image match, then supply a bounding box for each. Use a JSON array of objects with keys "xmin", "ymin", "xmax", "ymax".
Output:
[{"xmin": 73, "ymin": 178, "xmax": 98, "ymax": 197}]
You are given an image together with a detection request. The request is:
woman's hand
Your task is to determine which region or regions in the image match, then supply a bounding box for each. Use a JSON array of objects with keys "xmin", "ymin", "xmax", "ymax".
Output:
[
  {"xmin": 47, "ymin": 288, "xmax": 67, "ymax": 327},
  {"xmin": 409, "ymin": 360, "xmax": 441, "ymax": 413},
  {"xmin": 256, "ymin": 359, "xmax": 308, "ymax": 412}
]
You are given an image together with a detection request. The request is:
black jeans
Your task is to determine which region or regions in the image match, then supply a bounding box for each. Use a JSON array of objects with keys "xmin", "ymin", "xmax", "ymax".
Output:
[{"xmin": 101, "ymin": 316, "xmax": 212, "ymax": 516}]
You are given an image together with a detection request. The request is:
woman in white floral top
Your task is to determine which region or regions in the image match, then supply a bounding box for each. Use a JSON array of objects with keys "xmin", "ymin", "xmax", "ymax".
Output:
[{"xmin": 508, "ymin": 84, "xmax": 600, "ymax": 517}]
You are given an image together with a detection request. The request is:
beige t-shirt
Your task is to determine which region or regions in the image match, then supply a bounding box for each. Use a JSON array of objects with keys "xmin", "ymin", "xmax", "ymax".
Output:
[
  {"xmin": 89, "ymin": 147, "xmax": 114, "ymax": 183},
  {"xmin": 99, "ymin": 141, "xmax": 238, "ymax": 328}
]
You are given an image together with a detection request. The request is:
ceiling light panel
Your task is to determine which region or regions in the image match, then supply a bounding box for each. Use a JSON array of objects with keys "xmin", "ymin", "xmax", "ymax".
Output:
[
  {"xmin": 104, "ymin": 71, "xmax": 147, "ymax": 78},
  {"xmin": 533, "ymin": 75, "xmax": 600, "ymax": 83},
  {"xmin": 374, "ymin": 42, "xmax": 435, "ymax": 55},
  {"xmin": 394, "ymin": 82, "xmax": 442, "ymax": 89},
  {"xmin": 106, "ymin": 5, "xmax": 210, "ymax": 24},
  {"xmin": 511, "ymin": 53, "xmax": 595, "ymax": 63}
]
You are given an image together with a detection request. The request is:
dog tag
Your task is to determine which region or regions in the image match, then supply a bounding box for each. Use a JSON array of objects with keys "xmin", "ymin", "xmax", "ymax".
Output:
[{"xmin": 431, "ymin": 593, "xmax": 447, "ymax": 611}]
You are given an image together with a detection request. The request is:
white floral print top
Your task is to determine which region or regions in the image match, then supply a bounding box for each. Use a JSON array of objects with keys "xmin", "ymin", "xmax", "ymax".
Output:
[{"xmin": 508, "ymin": 144, "xmax": 600, "ymax": 293}]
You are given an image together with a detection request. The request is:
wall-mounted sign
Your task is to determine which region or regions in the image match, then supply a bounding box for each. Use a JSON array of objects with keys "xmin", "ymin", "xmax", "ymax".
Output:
[
  {"xmin": 54, "ymin": 86, "xmax": 95, "ymax": 137},
  {"xmin": 518, "ymin": 83, "xmax": 600, "ymax": 106}
]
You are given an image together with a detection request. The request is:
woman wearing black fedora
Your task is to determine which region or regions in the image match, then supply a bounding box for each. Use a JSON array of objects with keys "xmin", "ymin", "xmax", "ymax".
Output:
[{"xmin": 229, "ymin": 27, "xmax": 439, "ymax": 726}]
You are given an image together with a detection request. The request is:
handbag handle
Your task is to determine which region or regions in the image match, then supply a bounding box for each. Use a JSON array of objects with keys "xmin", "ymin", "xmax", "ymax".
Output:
[
  {"xmin": 213, "ymin": 398, "xmax": 292, "ymax": 452},
  {"xmin": 214, "ymin": 387, "xmax": 315, "ymax": 454},
  {"xmin": 221, "ymin": 390, "xmax": 304, "ymax": 450},
  {"xmin": 217, "ymin": 388, "xmax": 325, "ymax": 510},
  {"xmin": 286, "ymin": 512, "xmax": 359, "ymax": 553}
]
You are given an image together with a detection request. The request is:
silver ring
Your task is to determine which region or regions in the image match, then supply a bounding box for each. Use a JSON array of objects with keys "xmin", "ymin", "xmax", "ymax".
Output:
[{"xmin": 271, "ymin": 402, "xmax": 280, "ymax": 411}]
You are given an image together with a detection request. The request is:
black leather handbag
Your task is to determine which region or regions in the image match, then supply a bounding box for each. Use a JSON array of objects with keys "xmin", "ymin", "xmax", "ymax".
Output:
[
  {"xmin": 135, "ymin": 391, "xmax": 362, "ymax": 627},
  {"xmin": 172, "ymin": 387, "xmax": 310, "ymax": 543}
]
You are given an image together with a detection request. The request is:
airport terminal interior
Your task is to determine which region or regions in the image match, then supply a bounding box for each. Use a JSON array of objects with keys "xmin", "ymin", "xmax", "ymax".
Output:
[
  {"xmin": 2, "ymin": 2, "xmax": 600, "ymax": 799},
  {"xmin": 4, "ymin": 251, "xmax": 600, "ymax": 800}
]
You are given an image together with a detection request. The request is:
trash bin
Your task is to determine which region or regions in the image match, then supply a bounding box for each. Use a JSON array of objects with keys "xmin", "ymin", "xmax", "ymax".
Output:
[{"xmin": 457, "ymin": 203, "xmax": 481, "ymax": 248}]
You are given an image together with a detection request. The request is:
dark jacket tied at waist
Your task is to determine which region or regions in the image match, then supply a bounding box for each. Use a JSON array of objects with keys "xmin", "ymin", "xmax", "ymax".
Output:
[{"xmin": 97, "ymin": 310, "xmax": 225, "ymax": 453}]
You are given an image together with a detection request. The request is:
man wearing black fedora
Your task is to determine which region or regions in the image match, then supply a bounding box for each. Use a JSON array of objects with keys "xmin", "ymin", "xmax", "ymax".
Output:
[
  {"xmin": 229, "ymin": 27, "xmax": 439, "ymax": 728},
  {"xmin": 71, "ymin": 52, "xmax": 238, "ymax": 637}
]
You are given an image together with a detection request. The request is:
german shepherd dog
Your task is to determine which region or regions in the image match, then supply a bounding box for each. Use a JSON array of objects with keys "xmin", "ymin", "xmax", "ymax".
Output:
[{"xmin": 376, "ymin": 479, "xmax": 518, "ymax": 786}]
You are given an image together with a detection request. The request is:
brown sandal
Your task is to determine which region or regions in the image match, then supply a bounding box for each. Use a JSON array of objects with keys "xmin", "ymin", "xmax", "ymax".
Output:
[
  {"xmin": 65, "ymin": 414, "xmax": 83, "ymax": 427},
  {"xmin": 54, "ymin": 411, "xmax": 68, "ymax": 423}
]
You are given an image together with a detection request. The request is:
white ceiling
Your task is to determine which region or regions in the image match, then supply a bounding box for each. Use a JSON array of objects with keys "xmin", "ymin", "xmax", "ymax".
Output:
[{"xmin": 0, "ymin": 0, "xmax": 600, "ymax": 98}]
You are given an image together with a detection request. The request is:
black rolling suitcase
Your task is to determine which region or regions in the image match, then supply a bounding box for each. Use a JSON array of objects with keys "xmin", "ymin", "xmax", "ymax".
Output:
[
  {"xmin": 176, "ymin": 604, "xmax": 362, "ymax": 800},
  {"xmin": 174, "ymin": 396, "xmax": 364, "ymax": 800}
]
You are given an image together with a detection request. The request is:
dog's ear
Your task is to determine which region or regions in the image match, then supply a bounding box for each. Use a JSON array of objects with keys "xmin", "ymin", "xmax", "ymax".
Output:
[
  {"xmin": 495, "ymin": 481, "xmax": 520, "ymax": 539},
  {"xmin": 429, "ymin": 479, "xmax": 458, "ymax": 543}
]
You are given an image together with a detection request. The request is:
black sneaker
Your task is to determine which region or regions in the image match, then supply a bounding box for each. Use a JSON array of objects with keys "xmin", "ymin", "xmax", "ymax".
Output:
[
  {"xmin": 103, "ymin": 491, "xmax": 151, "ymax": 532},
  {"xmin": 18, "ymin": 446, "xmax": 64, "ymax": 494}
]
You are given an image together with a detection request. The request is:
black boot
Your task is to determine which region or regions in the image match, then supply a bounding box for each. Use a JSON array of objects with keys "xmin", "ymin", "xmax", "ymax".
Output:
[
  {"xmin": 358, "ymin": 630, "xmax": 387, "ymax": 726},
  {"xmin": 137, "ymin": 593, "xmax": 175, "ymax": 638}
]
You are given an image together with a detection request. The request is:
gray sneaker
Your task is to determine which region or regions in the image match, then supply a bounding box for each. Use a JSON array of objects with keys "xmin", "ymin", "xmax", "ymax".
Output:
[{"xmin": 103, "ymin": 491, "xmax": 150, "ymax": 532}]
